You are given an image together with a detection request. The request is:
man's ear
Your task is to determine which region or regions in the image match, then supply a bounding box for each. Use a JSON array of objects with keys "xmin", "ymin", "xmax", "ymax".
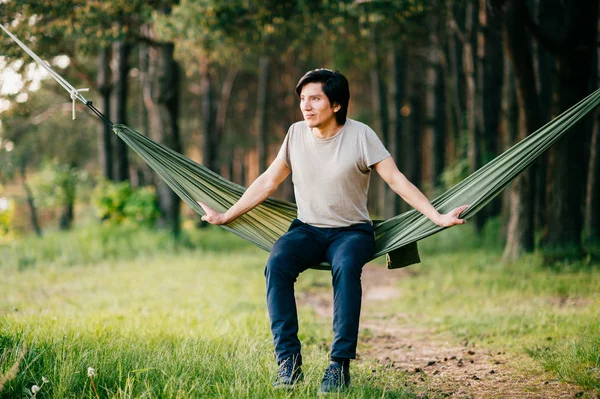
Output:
[{"xmin": 333, "ymin": 103, "xmax": 341, "ymax": 113}]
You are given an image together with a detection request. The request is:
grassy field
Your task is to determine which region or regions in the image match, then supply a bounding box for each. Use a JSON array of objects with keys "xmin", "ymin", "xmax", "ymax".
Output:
[{"xmin": 0, "ymin": 224, "xmax": 599, "ymax": 398}]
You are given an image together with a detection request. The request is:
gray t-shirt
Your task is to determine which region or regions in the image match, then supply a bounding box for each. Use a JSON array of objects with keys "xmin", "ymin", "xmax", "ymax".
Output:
[{"xmin": 277, "ymin": 118, "xmax": 390, "ymax": 228}]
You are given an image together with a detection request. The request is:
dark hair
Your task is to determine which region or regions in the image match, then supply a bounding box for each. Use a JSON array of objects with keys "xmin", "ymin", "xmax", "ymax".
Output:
[{"xmin": 295, "ymin": 69, "xmax": 350, "ymax": 125}]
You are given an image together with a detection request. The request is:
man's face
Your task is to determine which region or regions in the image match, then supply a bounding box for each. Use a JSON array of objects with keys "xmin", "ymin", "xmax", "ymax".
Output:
[{"xmin": 299, "ymin": 82, "xmax": 341, "ymax": 128}]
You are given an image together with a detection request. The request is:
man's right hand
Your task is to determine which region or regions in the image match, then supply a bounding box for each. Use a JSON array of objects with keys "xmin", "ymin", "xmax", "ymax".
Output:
[{"xmin": 198, "ymin": 201, "xmax": 228, "ymax": 225}]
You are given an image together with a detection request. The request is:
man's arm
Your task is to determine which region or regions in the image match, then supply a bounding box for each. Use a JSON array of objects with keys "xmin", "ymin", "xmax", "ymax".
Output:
[
  {"xmin": 374, "ymin": 156, "xmax": 467, "ymax": 227},
  {"xmin": 198, "ymin": 158, "xmax": 291, "ymax": 225}
]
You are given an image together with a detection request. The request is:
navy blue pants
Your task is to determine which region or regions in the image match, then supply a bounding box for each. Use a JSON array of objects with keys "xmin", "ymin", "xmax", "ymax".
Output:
[{"xmin": 264, "ymin": 219, "xmax": 375, "ymax": 365}]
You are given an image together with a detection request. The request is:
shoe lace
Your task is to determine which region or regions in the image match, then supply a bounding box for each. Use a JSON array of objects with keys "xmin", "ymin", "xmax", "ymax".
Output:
[
  {"xmin": 322, "ymin": 363, "xmax": 342, "ymax": 384},
  {"xmin": 278, "ymin": 358, "xmax": 294, "ymax": 378}
]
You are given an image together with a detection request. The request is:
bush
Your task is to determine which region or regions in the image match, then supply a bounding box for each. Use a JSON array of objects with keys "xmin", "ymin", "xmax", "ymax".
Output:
[
  {"xmin": 93, "ymin": 181, "xmax": 160, "ymax": 227},
  {"xmin": 0, "ymin": 196, "xmax": 14, "ymax": 238},
  {"xmin": 31, "ymin": 161, "xmax": 91, "ymax": 208}
]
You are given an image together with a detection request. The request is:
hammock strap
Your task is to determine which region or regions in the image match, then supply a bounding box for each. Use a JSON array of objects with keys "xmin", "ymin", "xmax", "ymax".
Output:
[{"xmin": 0, "ymin": 23, "xmax": 90, "ymax": 119}]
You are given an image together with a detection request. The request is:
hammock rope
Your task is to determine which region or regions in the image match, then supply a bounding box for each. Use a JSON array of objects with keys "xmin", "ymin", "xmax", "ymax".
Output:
[{"xmin": 3, "ymin": 23, "xmax": 600, "ymax": 270}]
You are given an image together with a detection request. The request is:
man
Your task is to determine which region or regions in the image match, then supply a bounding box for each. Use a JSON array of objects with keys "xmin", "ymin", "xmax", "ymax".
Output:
[{"xmin": 198, "ymin": 69, "xmax": 467, "ymax": 394}]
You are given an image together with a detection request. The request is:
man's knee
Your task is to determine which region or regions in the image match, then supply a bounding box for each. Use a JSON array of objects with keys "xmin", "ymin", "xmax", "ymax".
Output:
[
  {"xmin": 265, "ymin": 252, "xmax": 297, "ymax": 281},
  {"xmin": 331, "ymin": 259, "xmax": 363, "ymax": 279}
]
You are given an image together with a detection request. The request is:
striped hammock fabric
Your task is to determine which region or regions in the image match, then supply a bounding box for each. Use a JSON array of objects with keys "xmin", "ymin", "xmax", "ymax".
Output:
[{"xmin": 113, "ymin": 87, "xmax": 600, "ymax": 270}]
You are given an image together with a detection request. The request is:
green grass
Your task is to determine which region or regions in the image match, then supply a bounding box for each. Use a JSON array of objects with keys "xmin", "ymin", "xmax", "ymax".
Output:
[
  {"xmin": 0, "ymin": 224, "xmax": 249, "ymax": 272},
  {"xmin": 1, "ymin": 227, "xmax": 418, "ymax": 398},
  {"xmin": 374, "ymin": 224, "xmax": 600, "ymax": 392},
  {"xmin": 1, "ymin": 222, "xmax": 599, "ymax": 397}
]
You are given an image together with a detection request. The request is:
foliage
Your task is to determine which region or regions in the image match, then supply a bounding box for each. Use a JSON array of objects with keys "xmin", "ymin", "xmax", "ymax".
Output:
[
  {"xmin": 439, "ymin": 157, "xmax": 470, "ymax": 191},
  {"xmin": 0, "ymin": 195, "xmax": 14, "ymax": 238},
  {"xmin": 93, "ymin": 181, "xmax": 160, "ymax": 227},
  {"xmin": 30, "ymin": 161, "xmax": 90, "ymax": 209},
  {"xmin": 0, "ymin": 86, "xmax": 97, "ymax": 174}
]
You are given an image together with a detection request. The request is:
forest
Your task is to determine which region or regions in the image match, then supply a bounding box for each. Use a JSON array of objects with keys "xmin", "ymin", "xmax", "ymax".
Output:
[
  {"xmin": 2, "ymin": 2, "xmax": 600, "ymax": 398},
  {"xmin": 0, "ymin": 0, "xmax": 599, "ymax": 258}
]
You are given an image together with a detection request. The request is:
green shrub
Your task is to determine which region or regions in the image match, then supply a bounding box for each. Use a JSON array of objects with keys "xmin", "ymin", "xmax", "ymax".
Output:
[
  {"xmin": 93, "ymin": 181, "xmax": 159, "ymax": 227},
  {"xmin": 0, "ymin": 196, "xmax": 14, "ymax": 238},
  {"xmin": 31, "ymin": 161, "xmax": 91, "ymax": 209}
]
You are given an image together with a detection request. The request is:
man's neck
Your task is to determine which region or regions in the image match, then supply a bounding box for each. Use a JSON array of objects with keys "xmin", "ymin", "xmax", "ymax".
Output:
[{"xmin": 311, "ymin": 120, "xmax": 344, "ymax": 139}]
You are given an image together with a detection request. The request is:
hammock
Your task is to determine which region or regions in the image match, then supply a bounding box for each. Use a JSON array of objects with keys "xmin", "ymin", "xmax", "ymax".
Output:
[
  {"xmin": 112, "ymin": 86, "xmax": 600, "ymax": 270},
  {"xmin": 2, "ymin": 23, "xmax": 600, "ymax": 270}
]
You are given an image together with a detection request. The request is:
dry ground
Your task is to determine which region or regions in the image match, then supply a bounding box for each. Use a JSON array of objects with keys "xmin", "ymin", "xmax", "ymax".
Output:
[{"xmin": 298, "ymin": 265, "xmax": 596, "ymax": 399}]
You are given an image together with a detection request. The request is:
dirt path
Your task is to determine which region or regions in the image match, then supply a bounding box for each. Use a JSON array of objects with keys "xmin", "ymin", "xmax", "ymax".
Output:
[{"xmin": 299, "ymin": 265, "xmax": 593, "ymax": 399}]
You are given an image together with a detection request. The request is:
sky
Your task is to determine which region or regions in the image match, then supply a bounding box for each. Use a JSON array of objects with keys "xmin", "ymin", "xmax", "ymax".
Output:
[{"xmin": 0, "ymin": 55, "xmax": 71, "ymax": 113}]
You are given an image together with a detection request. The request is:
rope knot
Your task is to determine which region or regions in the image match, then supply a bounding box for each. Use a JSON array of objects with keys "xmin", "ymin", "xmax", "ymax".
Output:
[{"xmin": 71, "ymin": 88, "xmax": 89, "ymax": 120}]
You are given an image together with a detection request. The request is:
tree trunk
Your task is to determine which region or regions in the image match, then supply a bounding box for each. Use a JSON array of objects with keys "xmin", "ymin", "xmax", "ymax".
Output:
[
  {"xmin": 542, "ymin": 1, "xmax": 598, "ymax": 260},
  {"xmin": 143, "ymin": 21, "xmax": 182, "ymax": 238},
  {"xmin": 200, "ymin": 59, "xmax": 217, "ymax": 173},
  {"xmin": 215, "ymin": 66, "xmax": 238, "ymax": 172},
  {"xmin": 19, "ymin": 159, "xmax": 42, "ymax": 237},
  {"xmin": 256, "ymin": 56, "xmax": 269, "ymax": 174},
  {"xmin": 404, "ymin": 56, "xmax": 422, "ymax": 210},
  {"xmin": 58, "ymin": 198, "xmax": 74, "ymax": 231},
  {"xmin": 369, "ymin": 33, "xmax": 390, "ymax": 217},
  {"xmin": 475, "ymin": 0, "xmax": 504, "ymax": 230},
  {"xmin": 586, "ymin": 109, "xmax": 600, "ymax": 254},
  {"xmin": 424, "ymin": 9, "xmax": 446, "ymax": 194},
  {"xmin": 533, "ymin": 0, "xmax": 555, "ymax": 236},
  {"xmin": 500, "ymin": 53, "xmax": 518, "ymax": 241},
  {"xmin": 503, "ymin": 0, "xmax": 540, "ymax": 261},
  {"xmin": 387, "ymin": 50, "xmax": 406, "ymax": 217},
  {"xmin": 446, "ymin": 0, "xmax": 463, "ymax": 152},
  {"xmin": 464, "ymin": 0, "xmax": 478, "ymax": 176},
  {"xmin": 111, "ymin": 39, "xmax": 130, "ymax": 182},
  {"xmin": 585, "ymin": 17, "xmax": 600, "ymax": 255},
  {"xmin": 58, "ymin": 163, "xmax": 77, "ymax": 231},
  {"xmin": 97, "ymin": 47, "xmax": 113, "ymax": 180},
  {"xmin": 137, "ymin": 26, "xmax": 154, "ymax": 188}
]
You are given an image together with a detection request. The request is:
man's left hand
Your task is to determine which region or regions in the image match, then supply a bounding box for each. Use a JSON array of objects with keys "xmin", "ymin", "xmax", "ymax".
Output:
[{"xmin": 435, "ymin": 204, "xmax": 469, "ymax": 227}]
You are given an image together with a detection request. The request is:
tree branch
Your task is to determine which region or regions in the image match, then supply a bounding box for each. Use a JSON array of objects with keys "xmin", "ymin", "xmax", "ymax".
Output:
[
  {"xmin": 448, "ymin": 19, "xmax": 466, "ymax": 44},
  {"xmin": 134, "ymin": 34, "xmax": 170, "ymax": 48}
]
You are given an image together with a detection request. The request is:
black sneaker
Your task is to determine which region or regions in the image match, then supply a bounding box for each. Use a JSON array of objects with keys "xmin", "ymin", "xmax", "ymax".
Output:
[
  {"xmin": 318, "ymin": 361, "xmax": 350, "ymax": 394},
  {"xmin": 273, "ymin": 357, "xmax": 303, "ymax": 389}
]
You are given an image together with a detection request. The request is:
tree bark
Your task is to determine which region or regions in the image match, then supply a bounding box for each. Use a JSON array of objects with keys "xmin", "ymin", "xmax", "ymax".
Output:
[
  {"xmin": 424, "ymin": 9, "xmax": 446, "ymax": 194},
  {"xmin": 58, "ymin": 163, "xmax": 77, "ymax": 231},
  {"xmin": 503, "ymin": 0, "xmax": 540, "ymax": 261},
  {"xmin": 215, "ymin": 66, "xmax": 238, "ymax": 174},
  {"xmin": 387, "ymin": 49, "xmax": 406, "ymax": 217},
  {"xmin": 200, "ymin": 59, "xmax": 217, "ymax": 173},
  {"xmin": 533, "ymin": 0, "xmax": 555, "ymax": 236},
  {"xmin": 369, "ymin": 32, "xmax": 390, "ymax": 217},
  {"xmin": 137, "ymin": 27, "xmax": 154, "ymax": 188},
  {"xmin": 585, "ymin": 16, "xmax": 600, "ymax": 254},
  {"xmin": 256, "ymin": 56, "xmax": 269, "ymax": 174},
  {"xmin": 446, "ymin": 0, "xmax": 463, "ymax": 151},
  {"xmin": 500, "ymin": 53, "xmax": 518, "ymax": 241},
  {"xmin": 143, "ymin": 20, "xmax": 182, "ymax": 238},
  {"xmin": 58, "ymin": 197, "xmax": 74, "ymax": 231},
  {"xmin": 464, "ymin": 0, "xmax": 478, "ymax": 176},
  {"xmin": 475, "ymin": 0, "xmax": 504, "ymax": 230},
  {"xmin": 586, "ymin": 109, "xmax": 600, "ymax": 252},
  {"xmin": 403, "ymin": 56, "xmax": 422, "ymax": 211},
  {"xmin": 19, "ymin": 158, "xmax": 42, "ymax": 237},
  {"xmin": 111, "ymin": 39, "xmax": 130, "ymax": 182},
  {"xmin": 541, "ymin": 1, "xmax": 598, "ymax": 259},
  {"xmin": 97, "ymin": 47, "xmax": 113, "ymax": 181}
]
